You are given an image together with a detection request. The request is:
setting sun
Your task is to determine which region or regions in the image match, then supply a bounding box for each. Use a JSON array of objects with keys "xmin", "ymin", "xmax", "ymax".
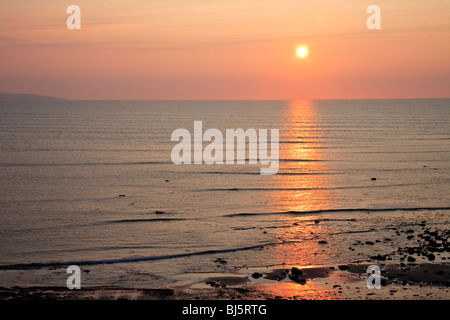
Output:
[{"xmin": 296, "ymin": 45, "xmax": 308, "ymax": 58}]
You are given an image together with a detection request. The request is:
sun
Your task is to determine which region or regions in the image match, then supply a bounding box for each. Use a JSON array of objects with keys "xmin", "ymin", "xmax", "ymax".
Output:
[{"xmin": 296, "ymin": 45, "xmax": 308, "ymax": 58}]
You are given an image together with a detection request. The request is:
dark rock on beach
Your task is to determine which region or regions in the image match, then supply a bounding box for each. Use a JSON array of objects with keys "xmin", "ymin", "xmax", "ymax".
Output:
[
  {"xmin": 371, "ymin": 254, "xmax": 387, "ymax": 261},
  {"xmin": 251, "ymin": 272, "xmax": 263, "ymax": 279},
  {"xmin": 214, "ymin": 258, "xmax": 227, "ymax": 264},
  {"xmin": 289, "ymin": 275, "xmax": 306, "ymax": 285},
  {"xmin": 291, "ymin": 267, "xmax": 303, "ymax": 276}
]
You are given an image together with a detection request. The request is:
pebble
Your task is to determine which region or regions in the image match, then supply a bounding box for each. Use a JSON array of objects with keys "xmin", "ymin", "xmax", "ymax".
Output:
[{"xmin": 214, "ymin": 258, "xmax": 227, "ymax": 264}]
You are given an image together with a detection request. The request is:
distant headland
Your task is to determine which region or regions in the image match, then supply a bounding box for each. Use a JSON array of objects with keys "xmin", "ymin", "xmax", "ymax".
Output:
[{"xmin": 0, "ymin": 92, "xmax": 66, "ymax": 101}]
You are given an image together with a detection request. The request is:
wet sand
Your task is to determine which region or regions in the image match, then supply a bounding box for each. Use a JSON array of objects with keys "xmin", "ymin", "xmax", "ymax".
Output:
[
  {"xmin": 0, "ymin": 261, "xmax": 448, "ymax": 300},
  {"xmin": 1, "ymin": 221, "xmax": 448, "ymax": 300}
]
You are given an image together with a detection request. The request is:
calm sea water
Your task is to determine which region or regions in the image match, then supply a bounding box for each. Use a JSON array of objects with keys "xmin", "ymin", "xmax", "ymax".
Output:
[{"xmin": 0, "ymin": 99, "xmax": 449, "ymax": 288}]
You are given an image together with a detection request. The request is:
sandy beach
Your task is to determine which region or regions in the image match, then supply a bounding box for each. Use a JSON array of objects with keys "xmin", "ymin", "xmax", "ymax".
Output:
[
  {"xmin": 1, "ymin": 221, "xmax": 448, "ymax": 300},
  {"xmin": 1, "ymin": 264, "xmax": 448, "ymax": 300}
]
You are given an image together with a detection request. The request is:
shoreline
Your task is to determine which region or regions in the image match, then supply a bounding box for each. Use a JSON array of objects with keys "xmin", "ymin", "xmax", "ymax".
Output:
[
  {"xmin": 1, "ymin": 211, "xmax": 448, "ymax": 300},
  {"xmin": 1, "ymin": 261, "xmax": 448, "ymax": 300}
]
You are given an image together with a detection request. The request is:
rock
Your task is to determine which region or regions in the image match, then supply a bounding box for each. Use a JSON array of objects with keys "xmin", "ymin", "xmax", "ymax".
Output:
[
  {"xmin": 289, "ymin": 276, "xmax": 306, "ymax": 285},
  {"xmin": 318, "ymin": 240, "xmax": 328, "ymax": 244},
  {"xmin": 427, "ymin": 254, "xmax": 435, "ymax": 261},
  {"xmin": 314, "ymin": 220, "xmax": 320, "ymax": 224},
  {"xmin": 338, "ymin": 265, "xmax": 350, "ymax": 271},
  {"xmin": 371, "ymin": 177, "xmax": 377, "ymax": 181},
  {"xmin": 365, "ymin": 241, "xmax": 375, "ymax": 245},
  {"xmin": 407, "ymin": 256, "xmax": 416, "ymax": 262},
  {"xmin": 291, "ymin": 267, "xmax": 303, "ymax": 276},
  {"xmin": 252, "ymin": 272, "xmax": 263, "ymax": 279},
  {"xmin": 155, "ymin": 211, "xmax": 164, "ymax": 214},
  {"xmin": 213, "ymin": 258, "xmax": 227, "ymax": 264},
  {"xmin": 118, "ymin": 194, "xmax": 125, "ymax": 197}
]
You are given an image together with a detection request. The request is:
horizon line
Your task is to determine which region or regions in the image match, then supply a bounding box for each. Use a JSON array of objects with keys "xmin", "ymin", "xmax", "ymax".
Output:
[{"xmin": 1, "ymin": 92, "xmax": 450, "ymax": 102}]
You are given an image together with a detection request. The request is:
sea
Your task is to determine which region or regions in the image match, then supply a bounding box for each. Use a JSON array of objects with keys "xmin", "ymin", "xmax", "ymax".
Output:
[{"xmin": 0, "ymin": 99, "xmax": 449, "ymax": 289}]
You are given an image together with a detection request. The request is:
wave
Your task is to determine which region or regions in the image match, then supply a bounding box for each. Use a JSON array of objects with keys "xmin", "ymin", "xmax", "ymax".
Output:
[
  {"xmin": 101, "ymin": 218, "xmax": 189, "ymax": 224},
  {"xmin": 223, "ymin": 206, "xmax": 450, "ymax": 217},
  {"xmin": 1, "ymin": 207, "xmax": 448, "ymax": 270},
  {"xmin": 0, "ymin": 158, "xmax": 333, "ymax": 168},
  {"xmin": 203, "ymin": 183, "xmax": 420, "ymax": 192},
  {"xmin": 0, "ymin": 161, "xmax": 171, "ymax": 167},
  {"xmin": 0, "ymin": 242, "xmax": 278, "ymax": 270},
  {"xmin": 193, "ymin": 171, "xmax": 340, "ymax": 176}
]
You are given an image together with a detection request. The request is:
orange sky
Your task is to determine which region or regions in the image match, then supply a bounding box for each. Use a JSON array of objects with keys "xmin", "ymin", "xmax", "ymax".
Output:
[{"xmin": 0, "ymin": 0, "xmax": 449, "ymax": 100}]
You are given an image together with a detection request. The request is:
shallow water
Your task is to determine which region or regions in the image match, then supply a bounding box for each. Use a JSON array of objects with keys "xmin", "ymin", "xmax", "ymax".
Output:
[{"xmin": 0, "ymin": 99, "xmax": 449, "ymax": 289}]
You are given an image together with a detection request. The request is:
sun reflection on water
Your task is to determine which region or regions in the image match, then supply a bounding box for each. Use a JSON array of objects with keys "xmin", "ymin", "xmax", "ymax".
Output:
[
  {"xmin": 266, "ymin": 100, "xmax": 341, "ymax": 299},
  {"xmin": 270, "ymin": 99, "xmax": 331, "ymax": 213}
]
